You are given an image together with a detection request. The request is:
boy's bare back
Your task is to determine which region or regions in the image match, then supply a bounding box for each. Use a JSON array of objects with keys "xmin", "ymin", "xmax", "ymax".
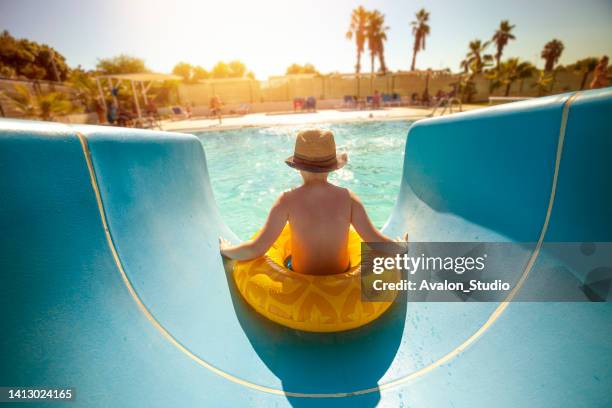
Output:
[{"xmin": 284, "ymin": 181, "xmax": 351, "ymax": 275}]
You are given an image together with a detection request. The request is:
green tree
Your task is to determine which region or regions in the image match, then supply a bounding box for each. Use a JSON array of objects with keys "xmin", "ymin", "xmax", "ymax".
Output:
[
  {"xmin": 1, "ymin": 84, "xmax": 36, "ymax": 117},
  {"xmin": 68, "ymin": 67, "xmax": 99, "ymax": 110},
  {"xmin": 493, "ymin": 58, "xmax": 534, "ymax": 96},
  {"xmin": 147, "ymin": 81, "xmax": 179, "ymax": 105},
  {"xmin": 192, "ymin": 66, "xmax": 210, "ymax": 81},
  {"xmin": 211, "ymin": 61, "xmax": 230, "ymax": 78},
  {"xmin": 541, "ymin": 39, "xmax": 564, "ymax": 72},
  {"xmin": 532, "ymin": 70, "xmax": 553, "ymax": 96},
  {"xmin": 34, "ymin": 46, "xmax": 69, "ymax": 81},
  {"xmin": 346, "ymin": 6, "xmax": 369, "ymax": 74},
  {"xmin": 286, "ymin": 63, "xmax": 303, "ymax": 75},
  {"xmin": 0, "ymin": 30, "xmax": 70, "ymax": 81},
  {"xmin": 210, "ymin": 60, "xmax": 250, "ymax": 78},
  {"xmin": 171, "ymin": 63, "xmax": 210, "ymax": 82},
  {"xmin": 302, "ymin": 63, "xmax": 319, "ymax": 75},
  {"xmin": 228, "ymin": 60, "xmax": 247, "ymax": 78},
  {"xmin": 38, "ymin": 92, "xmax": 73, "ymax": 120},
  {"xmin": 454, "ymin": 75, "xmax": 478, "ymax": 103},
  {"xmin": 459, "ymin": 40, "xmax": 493, "ymax": 103},
  {"xmin": 367, "ymin": 10, "xmax": 389, "ymax": 74},
  {"xmin": 410, "ymin": 9, "xmax": 431, "ymax": 71},
  {"xmin": 285, "ymin": 63, "xmax": 320, "ymax": 75},
  {"xmin": 491, "ymin": 20, "xmax": 516, "ymax": 70},
  {"xmin": 517, "ymin": 61, "xmax": 537, "ymax": 93},
  {"xmin": 0, "ymin": 64, "xmax": 16, "ymax": 78},
  {"xmin": 172, "ymin": 62, "xmax": 193, "ymax": 82},
  {"xmin": 1, "ymin": 84, "xmax": 73, "ymax": 120},
  {"xmin": 460, "ymin": 39, "xmax": 493, "ymax": 74},
  {"xmin": 96, "ymin": 54, "xmax": 148, "ymax": 75},
  {"xmin": 570, "ymin": 57, "xmax": 599, "ymax": 89}
]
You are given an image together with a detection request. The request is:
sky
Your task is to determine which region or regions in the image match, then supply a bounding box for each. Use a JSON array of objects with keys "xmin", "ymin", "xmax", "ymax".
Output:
[{"xmin": 1, "ymin": 0, "xmax": 611, "ymax": 79}]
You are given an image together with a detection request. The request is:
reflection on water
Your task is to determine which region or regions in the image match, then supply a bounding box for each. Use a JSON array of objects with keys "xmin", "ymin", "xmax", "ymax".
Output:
[{"xmin": 196, "ymin": 120, "xmax": 412, "ymax": 239}]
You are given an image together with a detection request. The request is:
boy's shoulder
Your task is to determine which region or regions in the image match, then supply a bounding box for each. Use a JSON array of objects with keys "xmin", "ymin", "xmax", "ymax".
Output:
[
  {"xmin": 291, "ymin": 183, "xmax": 351, "ymax": 192},
  {"xmin": 282, "ymin": 184, "xmax": 351, "ymax": 198}
]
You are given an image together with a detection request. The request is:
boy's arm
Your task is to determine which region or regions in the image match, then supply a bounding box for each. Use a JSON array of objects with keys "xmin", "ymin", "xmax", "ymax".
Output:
[
  {"xmin": 350, "ymin": 191, "xmax": 408, "ymax": 252},
  {"xmin": 219, "ymin": 193, "xmax": 289, "ymax": 261}
]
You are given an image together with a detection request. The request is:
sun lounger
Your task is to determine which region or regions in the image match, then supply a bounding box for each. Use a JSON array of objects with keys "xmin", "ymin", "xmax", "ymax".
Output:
[
  {"xmin": 237, "ymin": 103, "xmax": 250, "ymax": 115},
  {"xmin": 305, "ymin": 96, "xmax": 316, "ymax": 111},
  {"xmin": 342, "ymin": 95, "xmax": 356, "ymax": 108},
  {"xmin": 293, "ymin": 97, "xmax": 305, "ymax": 111},
  {"xmin": 171, "ymin": 106, "xmax": 186, "ymax": 120},
  {"xmin": 382, "ymin": 93, "xmax": 402, "ymax": 107}
]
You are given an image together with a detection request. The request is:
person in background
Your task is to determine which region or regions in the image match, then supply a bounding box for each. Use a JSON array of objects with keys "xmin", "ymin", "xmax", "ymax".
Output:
[
  {"xmin": 106, "ymin": 101, "xmax": 117, "ymax": 125},
  {"xmin": 95, "ymin": 98, "xmax": 106, "ymax": 124},
  {"xmin": 590, "ymin": 56, "xmax": 609, "ymax": 89},
  {"xmin": 421, "ymin": 88, "xmax": 431, "ymax": 107},
  {"xmin": 210, "ymin": 95, "xmax": 223, "ymax": 124},
  {"xmin": 372, "ymin": 90, "xmax": 381, "ymax": 109}
]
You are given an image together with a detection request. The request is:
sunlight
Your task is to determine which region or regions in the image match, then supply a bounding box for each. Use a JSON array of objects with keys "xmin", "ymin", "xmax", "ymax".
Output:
[{"xmin": 114, "ymin": 0, "xmax": 346, "ymax": 78}]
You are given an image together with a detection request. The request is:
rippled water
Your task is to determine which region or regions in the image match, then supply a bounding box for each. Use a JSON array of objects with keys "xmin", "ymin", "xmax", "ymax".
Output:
[{"xmin": 195, "ymin": 120, "xmax": 413, "ymax": 239}]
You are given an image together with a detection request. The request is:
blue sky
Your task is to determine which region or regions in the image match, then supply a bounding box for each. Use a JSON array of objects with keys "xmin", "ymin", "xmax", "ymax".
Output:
[{"xmin": 1, "ymin": 0, "xmax": 611, "ymax": 78}]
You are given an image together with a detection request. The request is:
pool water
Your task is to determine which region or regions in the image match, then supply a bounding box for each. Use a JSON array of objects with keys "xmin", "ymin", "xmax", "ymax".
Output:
[{"xmin": 195, "ymin": 120, "xmax": 412, "ymax": 239}]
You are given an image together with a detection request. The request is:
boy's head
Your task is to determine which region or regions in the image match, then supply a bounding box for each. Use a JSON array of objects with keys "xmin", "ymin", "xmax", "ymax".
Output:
[
  {"xmin": 299, "ymin": 170, "xmax": 329, "ymax": 182},
  {"xmin": 285, "ymin": 128, "xmax": 347, "ymax": 174}
]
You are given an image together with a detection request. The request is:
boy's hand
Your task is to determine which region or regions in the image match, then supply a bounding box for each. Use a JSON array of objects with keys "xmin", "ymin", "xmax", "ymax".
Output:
[
  {"xmin": 219, "ymin": 236, "xmax": 232, "ymax": 257},
  {"xmin": 395, "ymin": 232, "xmax": 409, "ymax": 242},
  {"xmin": 395, "ymin": 232, "xmax": 409, "ymax": 253}
]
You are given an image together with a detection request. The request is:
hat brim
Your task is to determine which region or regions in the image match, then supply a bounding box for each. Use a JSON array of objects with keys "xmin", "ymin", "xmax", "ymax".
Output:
[{"xmin": 285, "ymin": 154, "xmax": 347, "ymax": 173}]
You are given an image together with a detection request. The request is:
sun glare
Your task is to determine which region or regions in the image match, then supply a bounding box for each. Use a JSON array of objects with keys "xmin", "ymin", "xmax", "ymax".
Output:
[{"xmin": 123, "ymin": 0, "xmax": 334, "ymax": 78}]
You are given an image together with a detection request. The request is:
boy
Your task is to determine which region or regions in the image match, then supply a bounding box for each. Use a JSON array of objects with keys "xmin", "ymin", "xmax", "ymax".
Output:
[{"xmin": 219, "ymin": 128, "xmax": 407, "ymax": 275}]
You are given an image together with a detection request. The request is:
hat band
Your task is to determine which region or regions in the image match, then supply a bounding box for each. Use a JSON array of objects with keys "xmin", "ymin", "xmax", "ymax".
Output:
[
  {"xmin": 293, "ymin": 153, "xmax": 337, "ymax": 168},
  {"xmin": 293, "ymin": 151, "xmax": 337, "ymax": 163}
]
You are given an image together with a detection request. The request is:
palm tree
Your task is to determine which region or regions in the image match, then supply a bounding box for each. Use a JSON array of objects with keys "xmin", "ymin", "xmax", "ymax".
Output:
[
  {"xmin": 541, "ymin": 39, "xmax": 564, "ymax": 72},
  {"xmin": 1, "ymin": 85, "xmax": 37, "ymax": 117},
  {"xmin": 346, "ymin": 6, "xmax": 369, "ymax": 74},
  {"xmin": 495, "ymin": 58, "xmax": 534, "ymax": 96},
  {"xmin": 460, "ymin": 39, "xmax": 493, "ymax": 74},
  {"xmin": 1, "ymin": 84, "xmax": 72, "ymax": 120},
  {"xmin": 491, "ymin": 20, "xmax": 516, "ymax": 69},
  {"xmin": 517, "ymin": 62, "xmax": 537, "ymax": 93},
  {"xmin": 532, "ymin": 70, "xmax": 553, "ymax": 96},
  {"xmin": 68, "ymin": 68, "xmax": 100, "ymax": 110},
  {"xmin": 410, "ymin": 9, "xmax": 430, "ymax": 71},
  {"xmin": 38, "ymin": 92, "xmax": 72, "ymax": 121},
  {"xmin": 367, "ymin": 10, "xmax": 389, "ymax": 74},
  {"xmin": 458, "ymin": 40, "xmax": 492, "ymax": 103},
  {"xmin": 453, "ymin": 72, "xmax": 478, "ymax": 103},
  {"xmin": 571, "ymin": 57, "xmax": 599, "ymax": 89}
]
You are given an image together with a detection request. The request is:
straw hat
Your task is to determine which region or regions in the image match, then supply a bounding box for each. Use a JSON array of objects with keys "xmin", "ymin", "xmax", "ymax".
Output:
[{"xmin": 285, "ymin": 129, "xmax": 347, "ymax": 173}]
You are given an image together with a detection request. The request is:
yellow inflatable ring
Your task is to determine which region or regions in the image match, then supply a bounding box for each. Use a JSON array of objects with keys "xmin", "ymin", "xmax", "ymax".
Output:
[{"xmin": 233, "ymin": 224, "xmax": 398, "ymax": 332}]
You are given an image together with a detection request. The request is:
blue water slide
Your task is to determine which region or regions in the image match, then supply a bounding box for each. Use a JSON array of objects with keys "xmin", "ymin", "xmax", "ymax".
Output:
[{"xmin": 0, "ymin": 88, "xmax": 610, "ymax": 407}]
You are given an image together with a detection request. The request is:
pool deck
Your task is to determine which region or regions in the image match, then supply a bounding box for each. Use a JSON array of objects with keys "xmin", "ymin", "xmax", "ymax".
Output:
[{"xmin": 161, "ymin": 104, "xmax": 485, "ymax": 133}]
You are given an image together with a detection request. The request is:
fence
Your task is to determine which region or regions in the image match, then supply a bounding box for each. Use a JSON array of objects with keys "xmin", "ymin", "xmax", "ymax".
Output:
[{"xmin": 177, "ymin": 70, "xmax": 597, "ymax": 106}]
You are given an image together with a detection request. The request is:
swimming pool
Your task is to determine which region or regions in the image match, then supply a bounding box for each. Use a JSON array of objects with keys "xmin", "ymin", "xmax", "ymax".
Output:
[{"xmin": 195, "ymin": 120, "xmax": 413, "ymax": 239}]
